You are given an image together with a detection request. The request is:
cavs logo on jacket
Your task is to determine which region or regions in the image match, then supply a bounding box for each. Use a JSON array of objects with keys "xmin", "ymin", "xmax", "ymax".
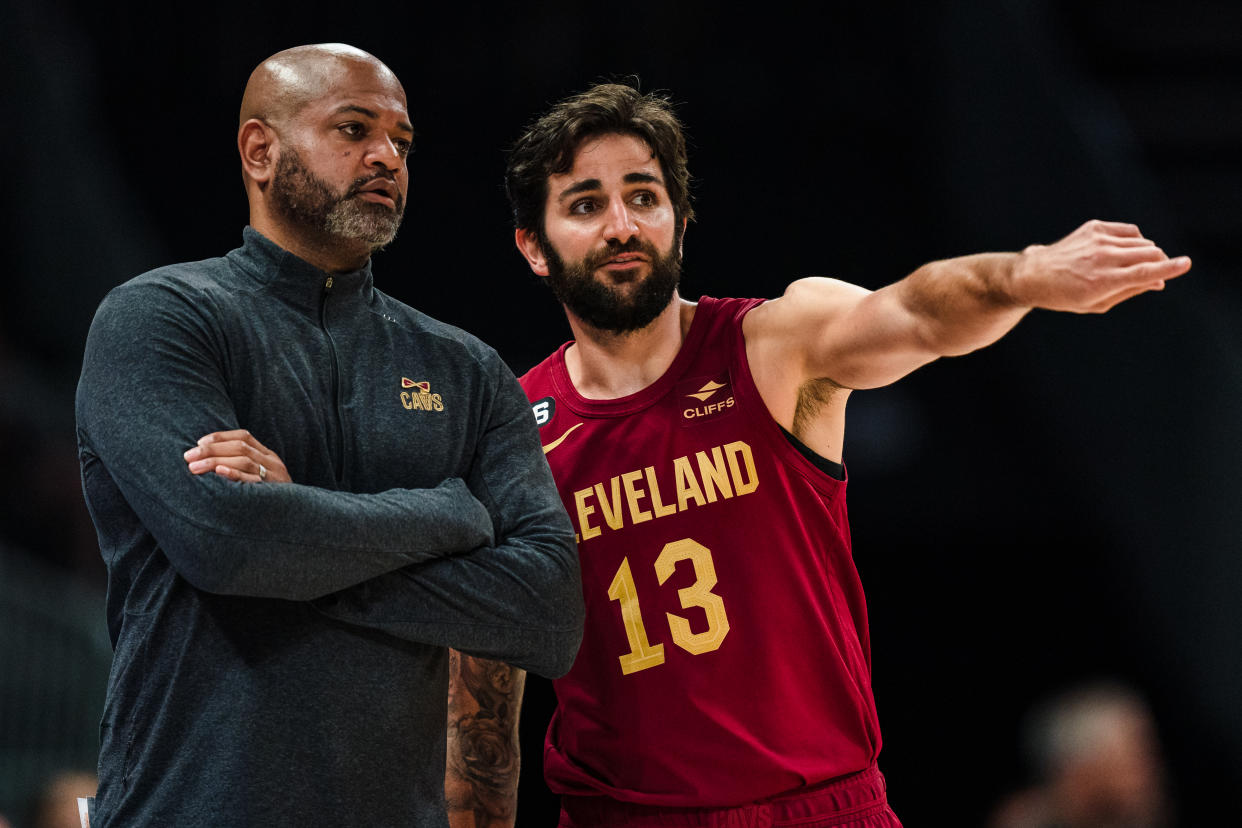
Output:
[{"xmin": 399, "ymin": 378, "xmax": 444, "ymax": 412}]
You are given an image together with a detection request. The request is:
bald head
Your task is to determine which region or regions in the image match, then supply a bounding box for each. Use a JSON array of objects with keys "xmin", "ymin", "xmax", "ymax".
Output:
[
  {"xmin": 236, "ymin": 43, "xmax": 413, "ymax": 272},
  {"xmin": 240, "ymin": 43, "xmax": 405, "ymax": 129}
]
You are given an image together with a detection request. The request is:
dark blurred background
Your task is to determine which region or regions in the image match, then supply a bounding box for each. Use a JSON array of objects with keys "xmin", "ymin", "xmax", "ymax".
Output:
[{"xmin": 2, "ymin": 0, "xmax": 1239, "ymax": 825}]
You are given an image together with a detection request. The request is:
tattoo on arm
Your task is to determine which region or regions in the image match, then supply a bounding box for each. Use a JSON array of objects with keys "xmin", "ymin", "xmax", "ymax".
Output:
[{"xmin": 446, "ymin": 649, "xmax": 526, "ymax": 828}]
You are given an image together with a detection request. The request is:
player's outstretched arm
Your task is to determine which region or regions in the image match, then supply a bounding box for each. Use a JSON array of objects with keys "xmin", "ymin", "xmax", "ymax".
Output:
[
  {"xmin": 745, "ymin": 220, "xmax": 1191, "ymax": 393},
  {"xmin": 445, "ymin": 650, "xmax": 525, "ymax": 828}
]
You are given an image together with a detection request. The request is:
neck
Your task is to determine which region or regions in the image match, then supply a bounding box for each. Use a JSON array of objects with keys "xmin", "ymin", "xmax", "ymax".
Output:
[
  {"xmin": 250, "ymin": 211, "xmax": 371, "ymax": 274},
  {"xmin": 564, "ymin": 293, "xmax": 695, "ymax": 399}
]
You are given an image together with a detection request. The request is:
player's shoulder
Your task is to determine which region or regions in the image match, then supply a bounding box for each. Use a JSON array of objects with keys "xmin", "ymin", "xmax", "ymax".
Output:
[
  {"xmin": 518, "ymin": 350, "xmax": 572, "ymax": 437},
  {"xmin": 518, "ymin": 347, "xmax": 562, "ymax": 385},
  {"xmin": 686, "ymin": 296, "xmax": 767, "ymax": 348},
  {"xmin": 517, "ymin": 343, "xmax": 573, "ymax": 399},
  {"xmin": 737, "ymin": 279, "xmax": 868, "ymax": 342},
  {"xmin": 753, "ymin": 278, "xmax": 868, "ymax": 316},
  {"xmin": 699, "ymin": 295, "xmax": 766, "ymax": 321}
]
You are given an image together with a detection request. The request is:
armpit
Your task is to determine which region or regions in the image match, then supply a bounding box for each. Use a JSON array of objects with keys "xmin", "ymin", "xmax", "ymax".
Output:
[{"xmin": 791, "ymin": 376, "xmax": 847, "ymax": 440}]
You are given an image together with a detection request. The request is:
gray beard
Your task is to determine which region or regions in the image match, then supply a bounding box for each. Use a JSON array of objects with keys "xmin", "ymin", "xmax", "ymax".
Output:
[{"xmin": 270, "ymin": 148, "xmax": 404, "ymax": 251}]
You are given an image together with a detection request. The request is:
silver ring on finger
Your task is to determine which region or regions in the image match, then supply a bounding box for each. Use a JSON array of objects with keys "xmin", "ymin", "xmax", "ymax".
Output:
[{"xmin": 258, "ymin": 463, "xmax": 267, "ymax": 482}]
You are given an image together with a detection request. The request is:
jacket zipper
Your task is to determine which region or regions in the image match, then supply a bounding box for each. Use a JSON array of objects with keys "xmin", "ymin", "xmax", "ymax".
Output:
[{"xmin": 320, "ymin": 276, "xmax": 346, "ymax": 484}]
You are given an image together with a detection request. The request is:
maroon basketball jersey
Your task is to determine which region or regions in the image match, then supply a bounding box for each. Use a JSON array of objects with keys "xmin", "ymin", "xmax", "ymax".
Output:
[{"xmin": 520, "ymin": 296, "xmax": 881, "ymax": 807}]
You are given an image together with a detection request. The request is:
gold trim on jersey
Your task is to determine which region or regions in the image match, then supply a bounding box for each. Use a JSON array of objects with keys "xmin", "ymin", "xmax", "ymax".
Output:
[{"xmin": 542, "ymin": 422, "xmax": 584, "ymax": 454}]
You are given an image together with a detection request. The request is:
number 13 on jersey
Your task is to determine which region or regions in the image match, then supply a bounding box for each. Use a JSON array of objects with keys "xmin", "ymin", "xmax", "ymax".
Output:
[{"xmin": 606, "ymin": 538, "xmax": 731, "ymax": 676}]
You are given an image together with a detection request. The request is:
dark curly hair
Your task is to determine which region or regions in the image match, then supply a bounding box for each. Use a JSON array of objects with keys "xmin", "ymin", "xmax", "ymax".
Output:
[{"xmin": 504, "ymin": 82, "xmax": 694, "ymax": 242}]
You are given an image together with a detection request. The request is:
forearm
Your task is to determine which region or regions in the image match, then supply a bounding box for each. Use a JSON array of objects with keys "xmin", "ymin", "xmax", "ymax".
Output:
[
  {"xmin": 103, "ymin": 459, "xmax": 494, "ymax": 599},
  {"xmin": 446, "ymin": 651, "xmax": 525, "ymax": 828},
  {"xmin": 893, "ymin": 251, "xmax": 1029, "ymax": 357},
  {"xmin": 314, "ymin": 522, "xmax": 582, "ymax": 675},
  {"xmin": 314, "ymin": 359, "xmax": 584, "ymax": 676},
  {"xmin": 900, "ymin": 219, "xmax": 1190, "ymax": 357}
]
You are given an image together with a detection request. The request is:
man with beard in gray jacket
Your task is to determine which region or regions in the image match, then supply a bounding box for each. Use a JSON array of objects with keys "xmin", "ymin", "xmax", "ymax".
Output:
[{"xmin": 75, "ymin": 43, "xmax": 582, "ymax": 827}]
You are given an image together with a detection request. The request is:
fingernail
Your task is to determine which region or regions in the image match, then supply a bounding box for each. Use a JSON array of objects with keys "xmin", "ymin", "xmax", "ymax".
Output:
[
  {"xmin": 184, "ymin": 447, "xmax": 200, "ymax": 461},
  {"xmin": 188, "ymin": 459, "xmax": 209, "ymax": 472},
  {"xmin": 197, "ymin": 435, "xmax": 213, "ymax": 446}
]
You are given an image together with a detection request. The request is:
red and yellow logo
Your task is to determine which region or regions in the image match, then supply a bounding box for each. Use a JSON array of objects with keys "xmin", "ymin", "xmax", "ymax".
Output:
[{"xmin": 400, "ymin": 378, "xmax": 444, "ymax": 412}]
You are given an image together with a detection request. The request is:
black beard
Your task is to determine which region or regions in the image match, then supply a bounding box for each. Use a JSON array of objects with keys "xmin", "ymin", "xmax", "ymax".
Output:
[
  {"xmin": 269, "ymin": 147, "xmax": 404, "ymax": 252},
  {"xmin": 542, "ymin": 236, "xmax": 682, "ymax": 334}
]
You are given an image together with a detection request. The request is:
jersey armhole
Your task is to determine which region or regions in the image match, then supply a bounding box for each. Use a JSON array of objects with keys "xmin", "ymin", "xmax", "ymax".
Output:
[
  {"xmin": 727, "ymin": 297, "xmax": 849, "ymax": 493},
  {"xmin": 778, "ymin": 425, "xmax": 846, "ymax": 481}
]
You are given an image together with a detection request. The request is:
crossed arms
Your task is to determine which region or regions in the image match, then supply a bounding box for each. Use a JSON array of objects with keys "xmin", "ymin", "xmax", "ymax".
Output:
[{"xmin": 76, "ymin": 278, "xmax": 583, "ymax": 675}]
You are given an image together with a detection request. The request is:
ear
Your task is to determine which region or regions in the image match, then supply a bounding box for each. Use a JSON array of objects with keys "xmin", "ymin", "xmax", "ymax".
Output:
[
  {"xmin": 515, "ymin": 227, "xmax": 550, "ymax": 277},
  {"xmin": 238, "ymin": 118, "xmax": 278, "ymax": 186},
  {"xmin": 678, "ymin": 216, "xmax": 688, "ymax": 258}
]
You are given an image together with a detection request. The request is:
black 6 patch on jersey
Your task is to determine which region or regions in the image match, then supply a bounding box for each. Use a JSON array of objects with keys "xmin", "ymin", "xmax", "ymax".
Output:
[{"xmin": 531, "ymin": 396, "xmax": 555, "ymax": 428}]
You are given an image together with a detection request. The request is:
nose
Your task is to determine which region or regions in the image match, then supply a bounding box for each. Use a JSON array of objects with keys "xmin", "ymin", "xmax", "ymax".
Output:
[
  {"xmin": 364, "ymin": 135, "xmax": 403, "ymax": 174},
  {"xmin": 601, "ymin": 198, "xmax": 639, "ymax": 245}
]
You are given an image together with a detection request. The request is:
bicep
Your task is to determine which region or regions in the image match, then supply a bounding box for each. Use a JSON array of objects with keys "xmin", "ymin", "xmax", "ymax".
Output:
[
  {"xmin": 746, "ymin": 277, "xmax": 939, "ymax": 393},
  {"xmin": 78, "ymin": 284, "xmax": 244, "ymax": 513}
]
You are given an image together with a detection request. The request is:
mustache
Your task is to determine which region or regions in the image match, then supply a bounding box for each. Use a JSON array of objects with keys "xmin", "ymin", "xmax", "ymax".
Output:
[
  {"xmin": 345, "ymin": 172, "xmax": 403, "ymax": 210},
  {"xmin": 584, "ymin": 238, "xmax": 659, "ymax": 270}
]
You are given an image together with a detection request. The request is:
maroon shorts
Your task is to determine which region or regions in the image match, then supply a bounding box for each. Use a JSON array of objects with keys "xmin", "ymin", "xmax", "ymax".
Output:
[{"xmin": 556, "ymin": 766, "xmax": 902, "ymax": 828}]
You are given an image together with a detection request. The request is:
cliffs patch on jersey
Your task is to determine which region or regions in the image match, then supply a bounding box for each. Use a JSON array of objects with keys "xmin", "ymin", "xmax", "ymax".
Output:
[{"xmin": 678, "ymin": 370, "xmax": 735, "ymax": 425}]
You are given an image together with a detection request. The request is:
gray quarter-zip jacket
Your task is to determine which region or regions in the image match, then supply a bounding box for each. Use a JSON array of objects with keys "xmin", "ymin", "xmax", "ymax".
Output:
[{"xmin": 75, "ymin": 227, "xmax": 583, "ymax": 827}]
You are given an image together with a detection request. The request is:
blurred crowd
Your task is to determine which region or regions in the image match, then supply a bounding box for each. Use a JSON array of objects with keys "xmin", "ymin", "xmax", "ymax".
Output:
[
  {"xmin": 989, "ymin": 682, "xmax": 1173, "ymax": 828},
  {"xmin": 0, "ymin": 329, "xmax": 104, "ymax": 589},
  {"xmin": 0, "ymin": 771, "xmax": 95, "ymax": 828}
]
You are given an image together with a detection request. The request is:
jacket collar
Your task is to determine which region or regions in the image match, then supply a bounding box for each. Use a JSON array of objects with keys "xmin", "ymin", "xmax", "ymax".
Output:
[{"xmin": 227, "ymin": 226, "xmax": 375, "ymax": 312}]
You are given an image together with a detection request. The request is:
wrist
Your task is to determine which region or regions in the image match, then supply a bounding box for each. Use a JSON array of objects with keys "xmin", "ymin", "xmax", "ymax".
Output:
[{"xmin": 1004, "ymin": 245, "xmax": 1045, "ymax": 309}]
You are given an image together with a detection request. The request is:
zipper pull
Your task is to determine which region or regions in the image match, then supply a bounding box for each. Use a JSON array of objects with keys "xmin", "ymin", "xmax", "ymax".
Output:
[{"xmin": 325, "ymin": 276, "xmax": 334, "ymax": 290}]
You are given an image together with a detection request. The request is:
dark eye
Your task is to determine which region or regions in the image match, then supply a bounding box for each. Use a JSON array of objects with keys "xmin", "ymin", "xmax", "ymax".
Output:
[
  {"xmin": 570, "ymin": 198, "xmax": 598, "ymax": 215},
  {"xmin": 393, "ymin": 139, "xmax": 412, "ymax": 157},
  {"xmin": 631, "ymin": 191, "xmax": 656, "ymax": 207},
  {"xmin": 339, "ymin": 122, "xmax": 364, "ymax": 138}
]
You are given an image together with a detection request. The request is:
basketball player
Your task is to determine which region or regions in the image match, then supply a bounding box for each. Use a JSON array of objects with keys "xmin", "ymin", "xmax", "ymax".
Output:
[
  {"xmin": 76, "ymin": 45, "xmax": 582, "ymax": 827},
  {"xmin": 504, "ymin": 83, "xmax": 1190, "ymax": 827}
]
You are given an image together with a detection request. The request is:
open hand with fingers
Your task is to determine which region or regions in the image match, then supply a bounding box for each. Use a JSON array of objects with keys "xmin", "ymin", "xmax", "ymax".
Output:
[
  {"xmin": 1009, "ymin": 219, "xmax": 1192, "ymax": 313},
  {"xmin": 183, "ymin": 429, "xmax": 291, "ymax": 484}
]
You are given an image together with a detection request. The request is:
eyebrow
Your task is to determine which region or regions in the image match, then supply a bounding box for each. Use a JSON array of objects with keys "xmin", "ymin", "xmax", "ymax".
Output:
[
  {"xmin": 555, "ymin": 172, "xmax": 665, "ymax": 203},
  {"xmin": 332, "ymin": 104, "xmax": 414, "ymax": 135},
  {"xmin": 556, "ymin": 178, "xmax": 601, "ymax": 202}
]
